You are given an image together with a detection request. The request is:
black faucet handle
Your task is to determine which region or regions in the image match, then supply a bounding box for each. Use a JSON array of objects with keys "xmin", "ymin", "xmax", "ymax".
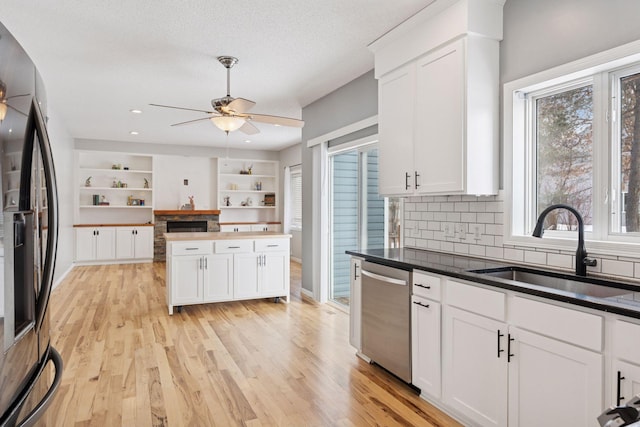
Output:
[{"xmin": 583, "ymin": 257, "xmax": 598, "ymax": 267}]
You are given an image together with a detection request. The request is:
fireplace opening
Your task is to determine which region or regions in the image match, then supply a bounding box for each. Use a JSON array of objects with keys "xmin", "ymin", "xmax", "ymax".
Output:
[{"xmin": 166, "ymin": 220, "xmax": 208, "ymax": 233}]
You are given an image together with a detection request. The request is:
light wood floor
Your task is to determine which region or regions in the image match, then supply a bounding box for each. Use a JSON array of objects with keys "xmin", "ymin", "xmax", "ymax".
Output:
[{"xmin": 38, "ymin": 261, "xmax": 460, "ymax": 426}]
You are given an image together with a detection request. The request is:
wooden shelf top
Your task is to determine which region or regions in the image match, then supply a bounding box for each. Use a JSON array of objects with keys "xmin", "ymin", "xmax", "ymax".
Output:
[
  {"xmin": 74, "ymin": 223, "xmax": 154, "ymax": 228},
  {"xmin": 153, "ymin": 210, "xmax": 221, "ymax": 216}
]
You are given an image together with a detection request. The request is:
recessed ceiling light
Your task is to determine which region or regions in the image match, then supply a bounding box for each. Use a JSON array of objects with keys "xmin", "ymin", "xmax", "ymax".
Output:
[
  {"xmin": 274, "ymin": 124, "xmax": 281, "ymax": 127},
  {"xmin": 129, "ymin": 131, "xmax": 139, "ymax": 135},
  {"xmin": 8, "ymin": 128, "xmax": 12, "ymax": 133},
  {"xmin": 244, "ymin": 140, "xmax": 251, "ymax": 143},
  {"xmin": 130, "ymin": 109, "xmax": 142, "ymax": 114}
]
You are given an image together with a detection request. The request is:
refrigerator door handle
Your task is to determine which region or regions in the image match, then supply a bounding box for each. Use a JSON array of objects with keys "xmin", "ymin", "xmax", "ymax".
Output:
[
  {"xmin": 16, "ymin": 346, "xmax": 64, "ymax": 427},
  {"xmin": 23, "ymin": 98, "xmax": 59, "ymax": 332}
]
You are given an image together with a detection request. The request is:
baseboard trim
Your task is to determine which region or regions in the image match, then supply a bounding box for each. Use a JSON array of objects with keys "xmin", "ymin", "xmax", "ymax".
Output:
[
  {"xmin": 290, "ymin": 256, "xmax": 302, "ymax": 264},
  {"xmin": 300, "ymin": 287, "xmax": 315, "ymax": 302},
  {"xmin": 52, "ymin": 264, "xmax": 75, "ymax": 290}
]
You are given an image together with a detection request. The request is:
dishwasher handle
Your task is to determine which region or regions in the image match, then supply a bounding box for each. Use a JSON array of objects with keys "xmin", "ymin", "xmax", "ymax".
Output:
[{"xmin": 361, "ymin": 269, "xmax": 408, "ymax": 286}]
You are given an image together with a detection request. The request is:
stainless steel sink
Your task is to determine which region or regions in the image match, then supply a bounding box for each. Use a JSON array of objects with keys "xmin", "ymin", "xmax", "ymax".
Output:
[{"xmin": 469, "ymin": 266, "xmax": 632, "ymax": 299}]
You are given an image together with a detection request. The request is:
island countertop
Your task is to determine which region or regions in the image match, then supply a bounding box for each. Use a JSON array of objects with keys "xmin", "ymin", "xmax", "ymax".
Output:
[{"xmin": 164, "ymin": 231, "xmax": 292, "ymax": 241}]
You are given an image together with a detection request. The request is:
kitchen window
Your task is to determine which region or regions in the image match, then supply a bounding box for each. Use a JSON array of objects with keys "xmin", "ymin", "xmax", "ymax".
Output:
[{"xmin": 504, "ymin": 41, "xmax": 640, "ymax": 255}]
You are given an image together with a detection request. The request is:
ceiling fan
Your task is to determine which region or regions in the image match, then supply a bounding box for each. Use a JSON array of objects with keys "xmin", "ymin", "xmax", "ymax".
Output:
[{"xmin": 150, "ymin": 56, "xmax": 304, "ymax": 134}]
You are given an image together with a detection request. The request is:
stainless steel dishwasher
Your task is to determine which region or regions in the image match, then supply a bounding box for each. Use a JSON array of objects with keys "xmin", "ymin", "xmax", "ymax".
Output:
[{"xmin": 361, "ymin": 261, "xmax": 412, "ymax": 382}]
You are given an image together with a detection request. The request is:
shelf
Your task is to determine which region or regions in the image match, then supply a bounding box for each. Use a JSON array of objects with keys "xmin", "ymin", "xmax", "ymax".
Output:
[
  {"xmin": 219, "ymin": 173, "xmax": 275, "ymax": 179},
  {"xmin": 4, "ymin": 170, "xmax": 20, "ymax": 175},
  {"xmin": 79, "ymin": 168, "xmax": 152, "ymax": 174},
  {"xmin": 4, "ymin": 188, "xmax": 19, "ymax": 192},
  {"xmin": 219, "ymin": 206, "xmax": 276, "ymax": 209},
  {"xmin": 79, "ymin": 205, "xmax": 152, "ymax": 209},
  {"xmin": 219, "ymin": 190, "xmax": 273, "ymax": 194},
  {"xmin": 79, "ymin": 187, "xmax": 152, "ymax": 191}
]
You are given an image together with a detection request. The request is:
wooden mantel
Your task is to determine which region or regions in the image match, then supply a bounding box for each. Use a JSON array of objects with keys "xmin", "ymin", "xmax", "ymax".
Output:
[{"xmin": 153, "ymin": 210, "xmax": 221, "ymax": 216}]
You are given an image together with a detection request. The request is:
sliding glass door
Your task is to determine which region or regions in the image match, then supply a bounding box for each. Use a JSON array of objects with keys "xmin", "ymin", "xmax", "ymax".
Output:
[{"xmin": 329, "ymin": 142, "xmax": 399, "ymax": 307}]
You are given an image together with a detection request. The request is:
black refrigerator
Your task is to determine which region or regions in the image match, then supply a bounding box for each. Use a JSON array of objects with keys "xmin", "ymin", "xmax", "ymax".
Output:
[{"xmin": 0, "ymin": 21, "xmax": 63, "ymax": 427}]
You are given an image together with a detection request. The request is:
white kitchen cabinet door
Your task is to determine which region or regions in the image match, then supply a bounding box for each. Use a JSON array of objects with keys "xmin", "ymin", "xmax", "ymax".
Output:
[
  {"xmin": 261, "ymin": 251, "xmax": 288, "ymax": 296},
  {"xmin": 233, "ymin": 252, "xmax": 260, "ymax": 298},
  {"xmin": 95, "ymin": 227, "xmax": 116, "ymax": 260},
  {"xmin": 171, "ymin": 255, "xmax": 203, "ymax": 305},
  {"xmin": 349, "ymin": 258, "xmax": 362, "ymax": 351},
  {"xmin": 507, "ymin": 327, "xmax": 603, "ymax": 427},
  {"xmin": 414, "ymin": 40, "xmax": 464, "ymax": 194},
  {"xmin": 412, "ymin": 296, "xmax": 441, "ymax": 399},
  {"xmin": 134, "ymin": 227, "xmax": 154, "ymax": 259},
  {"xmin": 75, "ymin": 228, "xmax": 96, "ymax": 261},
  {"xmin": 612, "ymin": 360, "xmax": 640, "ymax": 407},
  {"xmin": 378, "ymin": 63, "xmax": 416, "ymax": 196},
  {"xmin": 443, "ymin": 306, "xmax": 507, "ymax": 427},
  {"xmin": 204, "ymin": 254, "xmax": 233, "ymax": 302},
  {"xmin": 115, "ymin": 227, "xmax": 135, "ymax": 259}
]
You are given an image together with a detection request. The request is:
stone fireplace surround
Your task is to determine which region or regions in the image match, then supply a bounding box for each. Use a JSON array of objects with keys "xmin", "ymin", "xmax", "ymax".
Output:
[{"xmin": 153, "ymin": 210, "xmax": 220, "ymax": 261}]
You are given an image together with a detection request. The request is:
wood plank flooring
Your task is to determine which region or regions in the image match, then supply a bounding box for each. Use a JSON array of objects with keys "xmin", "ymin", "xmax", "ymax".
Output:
[{"xmin": 37, "ymin": 261, "xmax": 461, "ymax": 426}]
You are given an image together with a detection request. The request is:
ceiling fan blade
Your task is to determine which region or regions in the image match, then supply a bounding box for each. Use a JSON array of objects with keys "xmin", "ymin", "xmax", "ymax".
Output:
[
  {"xmin": 239, "ymin": 121, "xmax": 260, "ymax": 135},
  {"xmin": 246, "ymin": 113, "xmax": 304, "ymax": 128},
  {"xmin": 6, "ymin": 103, "xmax": 28, "ymax": 117},
  {"xmin": 6, "ymin": 93, "xmax": 30, "ymax": 100},
  {"xmin": 227, "ymin": 97, "xmax": 256, "ymax": 114},
  {"xmin": 149, "ymin": 103, "xmax": 214, "ymax": 114},
  {"xmin": 170, "ymin": 117, "xmax": 212, "ymax": 127}
]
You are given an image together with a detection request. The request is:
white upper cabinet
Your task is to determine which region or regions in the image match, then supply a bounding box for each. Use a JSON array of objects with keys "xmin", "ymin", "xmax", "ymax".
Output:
[{"xmin": 370, "ymin": 0, "xmax": 503, "ymax": 196}]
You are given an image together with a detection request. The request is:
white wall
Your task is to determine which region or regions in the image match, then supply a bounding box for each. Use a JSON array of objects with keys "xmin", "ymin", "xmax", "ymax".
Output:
[
  {"xmin": 154, "ymin": 155, "xmax": 212, "ymax": 210},
  {"xmin": 46, "ymin": 107, "xmax": 74, "ymax": 287},
  {"xmin": 279, "ymin": 143, "xmax": 302, "ymax": 261}
]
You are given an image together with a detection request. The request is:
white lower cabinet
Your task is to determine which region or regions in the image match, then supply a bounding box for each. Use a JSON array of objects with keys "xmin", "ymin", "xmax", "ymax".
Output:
[
  {"xmin": 166, "ymin": 237, "xmax": 290, "ymax": 314},
  {"xmin": 612, "ymin": 320, "xmax": 640, "ymax": 407},
  {"xmin": 204, "ymin": 254, "xmax": 233, "ymax": 302},
  {"xmin": 75, "ymin": 227, "xmax": 116, "ymax": 261},
  {"xmin": 411, "ymin": 295, "xmax": 441, "ymax": 399},
  {"xmin": 507, "ymin": 327, "xmax": 602, "ymax": 427},
  {"xmin": 115, "ymin": 226, "xmax": 153, "ymax": 259},
  {"xmin": 443, "ymin": 306, "xmax": 508, "ymax": 427}
]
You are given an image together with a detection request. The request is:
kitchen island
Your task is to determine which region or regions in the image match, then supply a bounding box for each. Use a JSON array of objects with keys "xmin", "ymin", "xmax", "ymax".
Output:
[{"xmin": 165, "ymin": 231, "xmax": 291, "ymax": 314}]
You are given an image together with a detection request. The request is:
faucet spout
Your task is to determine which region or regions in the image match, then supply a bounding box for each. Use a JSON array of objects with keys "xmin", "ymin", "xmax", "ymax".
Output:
[{"xmin": 532, "ymin": 204, "xmax": 596, "ymax": 276}]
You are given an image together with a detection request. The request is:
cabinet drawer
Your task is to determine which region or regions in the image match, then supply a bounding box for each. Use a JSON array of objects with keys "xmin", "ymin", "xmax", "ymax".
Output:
[
  {"xmin": 510, "ymin": 296, "xmax": 602, "ymax": 351},
  {"xmin": 171, "ymin": 241, "xmax": 212, "ymax": 255},
  {"xmin": 214, "ymin": 240, "xmax": 253, "ymax": 254},
  {"xmin": 613, "ymin": 320, "xmax": 640, "ymax": 362},
  {"xmin": 445, "ymin": 279, "xmax": 505, "ymax": 321},
  {"xmin": 254, "ymin": 239, "xmax": 289, "ymax": 252},
  {"xmin": 413, "ymin": 270, "xmax": 442, "ymax": 301}
]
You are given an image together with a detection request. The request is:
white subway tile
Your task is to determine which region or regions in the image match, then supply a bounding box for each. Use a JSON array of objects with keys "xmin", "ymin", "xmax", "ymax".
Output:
[
  {"xmin": 524, "ymin": 251, "xmax": 547, "ymax": 266},
  {"xmin": 455, "ymin": 243, "xmax": 470, "ymax": 254},
  {"xmin": 494, "ymin": 235, "xmax": 503, "ymax": 247},
  {"xmin": 405, "ymin": 237, "xmax": 416, "ymax": 247},
  {"xmin": 441, "ymin": 241, "xmax": 454, "ymax": 252},
  {"xmin": 434, "ymin": 212, "xmax": 447, "ymax": 221},
  {"xmin": 420, "ymin": 230, "xmax": 434, "ymax": 240},
  {"xmin": 469, "ymin": 245, "xmax": 486, "ymax": 257},
  {"xmin": 486, "ymin": 201, "xmax": 504, "ymax": 212},
  {"xmin": 454, "ymin": 202, "xmax": 470, "ymax": 212},
  {"xmin": 428, "ymin": 240, "xmax": 442, "ymax": 250},
  {"xmin": 441, "ymin": 202, "xmax": 454, "ymax": 211},
  {"xmin": 470, "ymin": 202, "xmax": 487, "ymax": 212},
  {"xmin": 447, "ymin": 212, "xmax": 461, "ymax": 222},
  {"xmin": 495, "ymin": 213, "xmax": 504, "ymax": 224},
  {"xmin": 461, "ymin": 213, "xmax": 477, "ymax": 223},
  {"xmin": 547, "ymin": 253, "xmax": 573, "ymax": 270},
  {"xmin": 504, "ymin": 248, "xmax": 524, "ymax": 262},
  {"xmin": 477, "ymin": 213, "xmax": 495, "ymax": 224},
  {"xmin": 428, "ymin": 221, "xmax": 441, "ymax": 231},
  {"xmin": 416, "ymin": 202, "xmax": 428, "ymax": 211},
  {"xmin": 421, "ymin": 211, "xmax": 434, "ymax": 221},
  {"xmin": 405, "ymin": 202, "xmax": 416, "ymax": 212},
  {"xmin": 428, "ymin": 203, "xmax": 441, "ymax": 211},
  {"xmin": 462, "ymin": 195, "xmax": 479, "ymax": 202},
  {"xmin": 448, "ymin": 195, "xmax": 462, "ymax": 202},
  {"xmin": 485, "ymin": 224, "xmax": 502, "ymax": 235},
  {"xmin": 480, "ymin": 235, "xmax": 495, "ymax": 246},
  {"xmin": 486, "ymin": 246, "xmax": 504, "ymax": 259},
  {"xmin": 601, "ymin": 259, "xmax": 635, "ymax": 278},
  {"xmin": 434, "ymin": 196, "xmax": 448, "ymax": 202},
  {"xmin": 433, "ymin": 230, "xmax": 445, "ymax": 240}
]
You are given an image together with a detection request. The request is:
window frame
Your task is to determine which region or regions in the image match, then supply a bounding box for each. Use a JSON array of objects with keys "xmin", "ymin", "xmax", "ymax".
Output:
[{"xmin": 504, "ymin": 39, "xmax": 640, "ymax": 257}]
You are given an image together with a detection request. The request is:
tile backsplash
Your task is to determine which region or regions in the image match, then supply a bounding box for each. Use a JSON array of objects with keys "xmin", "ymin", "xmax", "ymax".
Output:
[{"xmin": 403, "ymin": 192, "xmax": 640, "ymax": 283}]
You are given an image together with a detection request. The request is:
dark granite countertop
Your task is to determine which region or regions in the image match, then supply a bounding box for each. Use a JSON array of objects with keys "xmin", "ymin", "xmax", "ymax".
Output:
[{"xmin": 346, "ymin": 247, "xmax": 640, "ymax": 319}]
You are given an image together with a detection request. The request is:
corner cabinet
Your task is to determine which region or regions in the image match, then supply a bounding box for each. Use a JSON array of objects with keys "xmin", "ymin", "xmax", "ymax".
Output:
[
  {"xmin": 217, "ymin": 158, "xmax": 279, "ymax": 223},
  {"xmin": 377, "ymin": 36, "xmax": 498, "ymax": 196}
]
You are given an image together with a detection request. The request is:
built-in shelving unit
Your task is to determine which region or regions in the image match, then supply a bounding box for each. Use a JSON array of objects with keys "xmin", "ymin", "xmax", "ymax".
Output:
[
  {"xmin": 75, "ymin": 151, "xmax": 153, "ymax": 224},
  {"xmin": 2, "ymin": 143, "xmax": 23, "ymax": 210},
  {"xmin": 217, "ymin": 158, "xmax": 279, "ymax": 223}
]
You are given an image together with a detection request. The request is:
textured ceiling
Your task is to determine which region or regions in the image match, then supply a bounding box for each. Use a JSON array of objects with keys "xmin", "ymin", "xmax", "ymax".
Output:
[{"xmin": 0, "ymin": 0, "xmax": 431, "ymax": 151}]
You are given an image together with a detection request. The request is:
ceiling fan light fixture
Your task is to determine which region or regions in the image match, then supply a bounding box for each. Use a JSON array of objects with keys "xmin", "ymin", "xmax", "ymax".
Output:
[
  {"xmin": 211, "ymin": 115, "xmax": 245, "ymax": 132},
  {"xmin": 0, "ymin": 103, "xmax": 6, "ymax": 121}
]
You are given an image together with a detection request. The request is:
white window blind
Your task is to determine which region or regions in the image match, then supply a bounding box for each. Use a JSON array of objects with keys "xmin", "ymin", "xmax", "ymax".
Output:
[{"xmin": 290, "ymin": 165, "xmax": 302, "ymax": 230}]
